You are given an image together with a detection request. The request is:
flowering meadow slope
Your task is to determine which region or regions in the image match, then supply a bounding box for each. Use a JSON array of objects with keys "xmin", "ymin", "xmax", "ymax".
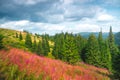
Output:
[{"xmin": 0, "ymin": 48, "xmax": 110, "ymax": 80}]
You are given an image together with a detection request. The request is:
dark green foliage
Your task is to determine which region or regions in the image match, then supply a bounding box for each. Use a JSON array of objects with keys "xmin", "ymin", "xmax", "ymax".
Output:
[
  {"xmin": 16, "ymin": 32, "xmax": 18, "ymax": 38},
  {"xmin": 52, "ymin": 33, "xmax": 64, "ymax": 59},
  {"xmin": 108, "ymin": 26, "xmax": 119, "ymax": 74},
  {"xmin": 74, "ymin": 34, "xmax": 87, "ymax": 61},
  {"xmin": 25, "ymin": 33, "xmax": 32, "ymax": 48},
  {"xmin": 0, "ymin": 34, "xmax": 4, "ymax": 49},
  {"xmin": 37, "ymin": 40, "xmax": 44, "ymax": 55},
  {"xmin": 99, "ymin": 40, "xmax": 112, "ymax": 70},
  {"xmin": 85, "ymin": 34, "xmax": 101, "ymax": 67},
  {"xmin": 42, "ymin": 34, "xmax": 50, "ymax": 56},
  {"xmin": 113, "ymin": 53, "xmax": 120, "ymax": 78},
  {"xmin": 108, "ymin": 26, "xmax": 119, "ymax": 61},
  {"xmin": 103, "ymin": 41, "xmax": 112, "ymax": 70},
  {"xmin": 108, "ymin": 27, "xmax": 120, "ymax": 78},
  {"xmin": 98, "ymin": 30, "xmax": 112, "ymax": 70},
  {"xmin": 19, "ymin": 32, "xmax": 23, "ymax": 40},
  {"xmin": 115, "ymin": 32, "xmax": 120, "ymax": 46},
  {"xmin": 98, "ymin": 30, "xmax": 104, "ymax": 45},
  {"xmin": 52, "ymin": 33, "xmax": 80, "ymax": 64},
  {"xmin": 62, "ymin": 33, "xmax": 80, "ymax": 64},
  {"xmin": 32, "ymin": 36, "xmax": 37, "ymax": 52}
]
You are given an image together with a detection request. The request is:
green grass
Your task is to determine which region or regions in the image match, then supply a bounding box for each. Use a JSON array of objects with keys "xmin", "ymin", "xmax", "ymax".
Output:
[{"xmin": 0, "ymin": 28, "xmax": 39, "ymax": 50}]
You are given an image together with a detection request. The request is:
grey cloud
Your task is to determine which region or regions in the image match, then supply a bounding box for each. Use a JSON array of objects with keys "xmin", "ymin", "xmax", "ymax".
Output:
[
  {"xmin": 0, "ymin": 0, "xmax": 119, "ymax": 24},
  {"xmin": 0, "ymin": 0, "xmax": 59, "ymax": 22}
]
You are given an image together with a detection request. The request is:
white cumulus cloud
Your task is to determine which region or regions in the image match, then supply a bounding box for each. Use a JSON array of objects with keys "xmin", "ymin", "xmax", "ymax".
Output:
[{"xmin": 97, "ymin": 14, "xmax": 115, "ymax": 21}]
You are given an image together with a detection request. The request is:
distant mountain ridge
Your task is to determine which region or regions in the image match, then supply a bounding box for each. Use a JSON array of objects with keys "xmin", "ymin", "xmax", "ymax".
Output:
[{"xmin": 79, "ymin": 32, "xmax": 116, "ymax": 39}]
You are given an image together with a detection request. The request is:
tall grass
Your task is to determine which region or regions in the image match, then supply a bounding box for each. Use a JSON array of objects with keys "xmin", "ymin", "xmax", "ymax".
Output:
[{"xmin": 0, "ymin": 48, "xmax": 110, "ymax": 80}]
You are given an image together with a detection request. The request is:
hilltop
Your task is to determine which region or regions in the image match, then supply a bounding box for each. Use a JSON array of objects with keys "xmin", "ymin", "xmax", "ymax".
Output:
[{"xmin": 0, "ymin": 28, "xmax": 42, "ymax": 49}]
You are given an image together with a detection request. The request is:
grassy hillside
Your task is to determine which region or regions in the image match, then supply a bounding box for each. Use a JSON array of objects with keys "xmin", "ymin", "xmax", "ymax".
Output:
[
  {"xmin": 0, "ymin": 28, "xmax": 41, "ymax": 50},
  {"xmin": 0, "ymin": 28, "xmax": 111, "ymax": 80},
  {"xmin": 0, "ymin": 48, "xmax": 110, "ymax": 80}
]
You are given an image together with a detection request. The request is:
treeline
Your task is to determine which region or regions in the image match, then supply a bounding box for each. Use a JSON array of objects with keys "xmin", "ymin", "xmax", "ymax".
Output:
[
  {"xmin": 15, "ymin": 31, "xmax": 50, "ymax": 56},
  {"xmin": 14, "ymin": 27, "xmax": 120, "ymax": 78},
  {"xmin": 25, "ymin": 33, "xmax": 50, "ymax": 56},
  {"xmin": 52, "ymin": 27, "xmax": 120, "ymax": 79}
]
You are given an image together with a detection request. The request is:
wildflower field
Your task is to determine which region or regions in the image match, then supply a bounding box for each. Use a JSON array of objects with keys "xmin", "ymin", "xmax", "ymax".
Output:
[{"xmin": 0, "ymin": 48, "xmax": 110, "ymax": 80}]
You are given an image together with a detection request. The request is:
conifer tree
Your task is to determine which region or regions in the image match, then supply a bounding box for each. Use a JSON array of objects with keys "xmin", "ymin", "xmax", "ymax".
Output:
[
  {"xmin": 115, "ymin": 32, "xmax": 120, "ymax": 46},
  {"xmin": 104, "ymin": 40, "xmax": 112, "ymax": 70},
  {"xmin": 37, "ymin": 40, "xmax": 43, "ymax": 55},
  {"xmin": 52, "ymin": 33, "xmax": 64, "ymax": 59},
  {"xmin": 25, "ymin": 33, "xmax": 32, "ymax": 48},
  {"xmin": 42, "ymin": 34, "xmax": 50, "ymax": 56},
  {"xmin": 52, "ymin": 34, "xmax": 60, "ymax": 59},
  {"xmin": 98, "ymin": 30, "xmax": 112, "ymax": 70},
  {"xmin": 85, "ymin": 34, "xmax": 101, "ymax": 67},
  {"xmin": 74, "ymin": 34, "xmax": 87, "ymax": 61},
  {"xmin": 62, "ymin": 33, "xmax": 80, "ymax": 64},
  {"xmin": 32, "ymin": 36, "xmax": 37, "ymax": 52},
  {"xmin": 98, "ymin": 29, "xmax": 103, "ymax": 46},
  {"xmin": 108, "ymin": 26, "xmax": 119, "ymax": 62},
  {"xmin": 0, "ymin": 34, "xmax": 4, "ymax": 49},
  {"xmin": 16, "ymin": 32, "xmax": 18, "ymax": 38},
  {"xmin": 108, "ymin": 27, "xmax": 120, "ymax": 77},
  {"xmin": 19, "ymin": 32, "xmax": 23, "ymax": 40},
  {"xmin": 113, "ymin": 52, "xmax": 120, "ymax": 78}
]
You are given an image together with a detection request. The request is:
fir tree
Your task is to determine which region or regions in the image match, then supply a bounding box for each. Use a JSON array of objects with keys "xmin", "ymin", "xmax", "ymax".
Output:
[
  {"xmin": 25, "ymin": 33, "xmax": 32, "ymax": 48},
  {"xmin": 0, "ymin": 34, "xmax": 4, "ymax": 49},
  {"xmin": 113, "ymin": 52, "xmax": 120, "ymax": 78},
  {"xmin": 115, "ymin": 32, "xmax": 120, "ymax": 47},
  {"xmin": 108, "ymin": 27, "xmax": 120, "ymax": 78},
  {"xmin": 98, "ymin": 29, "xmax": 103, "ymax": 46},
  {"xmin": 98, "ymin": 30, "xmax": 112, "ymax": 70},
  {"xmin": 16, "ymin": 32, "xmax": 18, "ymax": 38},
  {"xmin": 52, "ymin": 34, "xmax": 60, "ymax": 59},
  {"xmin": 104, "ymin": 40, "xmax": 112, "ymax": 70},
  {"xmin": 52, "ymin": 33, "xmax": 64, "ymax": 59},
  {"xmin": 62, "ymin": 33, "xmax": 80, "ymax": 64},
  {"xmin": 108, "ymin": 26, "xmax": 119, "ymax": 62},
  {"xmin": 42, "ymin": 34, "xmax": 50, "ymax": 56},
  {"xmin": 85, "ymin": 34, "xmax": 101, "ymax": 67},
  {"xmin": 19, "ymin": 32, "xmax": 23, "ymax": 40},
  {"xmin": 74, "ymin": 34, "xmax": 87, "ymax": 61},
  {"xmin": 32, "ymin": 36, "xmax": 37, "ymax": 52},
  {"xmin": 37, "ymin": 40, "xmax": 43, "ymax": 55}
]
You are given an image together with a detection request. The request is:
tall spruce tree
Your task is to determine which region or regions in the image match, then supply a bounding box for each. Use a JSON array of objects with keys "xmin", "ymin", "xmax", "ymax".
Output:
[
  {"xmin": 115, "ymin": 32, "xmax": 120, "ymax": 47},
  {"xmin": 85, "ymin": 34, "xmax": 101, "ymax": 67},
  {"xmin": 42, "ymin": 34, "xmax": 50, "ymax": 56},
  {"xmin": 113, "ymin": 52, "xmax": 120, "ymax": 78},
  {"xmin": 25, "ymin": 33, "xmax": 32, "ymax": 48},
  {"xmin": 74, "ymin": 34, "xmax": 87, "ymax": 61},
  {"xmin": 19, "ymin": 32, "xmax": 23, "ymax": 40},
  {"xmin": 52, "ymin": 33, "xmax": 64, "ymax": 59},
  {"xmin": 104, "ymin": 40, "xmax": 112, "ymax": 70},
  {"xmin": 37, "ymin": 40, "xmax": 44, "ymax": 55},
  {"xmin": 0, "ymin": 34, "xmax": 4, "ymax": 49},
  {"xmin": 32, "ymin": 36, "xmax": 37, "ymax": 52},
  {"xmin": 16, "ymin": 32, "xmax": 18, "ymax": 38},
  {"xmin": 108, "ymin": 27, "xmax": 120, "ymax": 78},
  {"xmin": 98, "ymin": 29, "xmax": 103, "ymax": 46},
  {"xmin": 62, "ymin": 33, "xmax": 80, "ymax": 64},
  {"xmin": 108, "ymin": 26, "xmax": 119, "ymax": 62},
  {"xmin": 98, "ymin": 30, "xmax": 112, "ymax": 69}
]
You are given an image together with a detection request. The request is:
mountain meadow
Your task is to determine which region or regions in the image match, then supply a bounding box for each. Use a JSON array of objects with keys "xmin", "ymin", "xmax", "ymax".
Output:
[{"xmin": 0, "ymin": 27, "xmax": 120, "ymax": 80}]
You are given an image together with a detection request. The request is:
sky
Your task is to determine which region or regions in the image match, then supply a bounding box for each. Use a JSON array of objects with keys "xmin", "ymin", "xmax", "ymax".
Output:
[{"xmin": 0, "ymin": 0, "xmax": 120, "ymax": 35}]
